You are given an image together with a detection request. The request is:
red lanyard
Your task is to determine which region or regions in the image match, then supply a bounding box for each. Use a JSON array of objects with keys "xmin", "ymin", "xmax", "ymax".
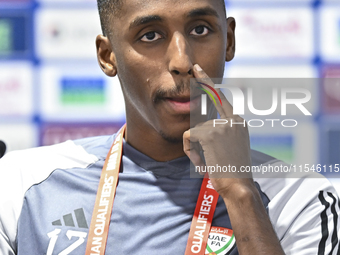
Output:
[{"xmin": 85, "ymin": 125, "xmax": 220, "ymax": 255}]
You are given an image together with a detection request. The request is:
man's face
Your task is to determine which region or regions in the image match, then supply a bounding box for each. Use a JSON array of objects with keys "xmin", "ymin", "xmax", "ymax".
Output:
[{"xmin": 99, "ymin": 0, "xmax": 234, "ymax": 142}]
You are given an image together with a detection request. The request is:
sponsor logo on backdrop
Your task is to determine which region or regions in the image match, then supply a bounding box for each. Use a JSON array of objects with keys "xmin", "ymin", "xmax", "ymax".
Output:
[
  {"xmin": 60, "ymin": 78, "xmax": 106, "ymax": 105},
  {"xmin": 37, "ymin": 9, "xmax": 101, "ymax": 59},
  {"xmin": 0, "ymin": 20, "xmax": 11, "ymax": 54},
  {"xmin": 0, "ymin": 78, "xmax": 30, "ymax": 115},
  {"xmin": 41, "ymin": 124, "xmax": 121, "ymax": 146},
  {"xmin": 242, "ymin": 15, "xmax": 300, "ymax": 35},
  {"xmin": 234, "ymin": 8, "xmax": 313, "ymax": 58},
  {"xmin": 322, "ymin": 68, "xmax": 340, "ymax": 113},
  {"xmin": 324, "ymin": 79, "xmax": 340, "ymax": 112},
  {"xmin": 0, "ymin": 78, "xmax": 19, "ymax": 92},
  {"xmin": 0, "ymin": 64, "xmax": 33, "ymax": 116},
  {"xmin": 44, "ymin": 23, "xmax": 97, "ymax": 44},
  {"xmin": 0, "ymin": 15, "xmax": 28, "ymax": 56}
]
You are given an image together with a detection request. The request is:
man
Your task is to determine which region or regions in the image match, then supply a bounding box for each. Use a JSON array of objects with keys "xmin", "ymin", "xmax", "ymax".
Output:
[{"xmin": 0, "ymin": 0, "xmax": 339, "ymax": 254}]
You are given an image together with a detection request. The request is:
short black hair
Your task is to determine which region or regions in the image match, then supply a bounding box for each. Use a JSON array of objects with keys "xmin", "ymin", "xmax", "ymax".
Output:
[
  {"xmin": 97, "ymin": 0, "xmax": 226, "ymax": 37},
  {"xmin": 97, "ymin": 0, "xmax": 122, "ymax": 36}
]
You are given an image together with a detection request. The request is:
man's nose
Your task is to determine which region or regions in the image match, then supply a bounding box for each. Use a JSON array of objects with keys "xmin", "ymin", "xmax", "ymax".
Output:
[{"xmin": 167, "ymin": 31, "xmax": 194, "ymax": 76}]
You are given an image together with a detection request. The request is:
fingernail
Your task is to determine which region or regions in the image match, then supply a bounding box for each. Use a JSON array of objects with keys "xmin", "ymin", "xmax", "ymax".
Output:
[{"xmin": 194, "ymin": 64, "xmax": 202, "ymax": 72}]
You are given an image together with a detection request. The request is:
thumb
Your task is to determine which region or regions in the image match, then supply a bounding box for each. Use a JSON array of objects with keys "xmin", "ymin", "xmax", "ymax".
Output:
[{"xmin": 183, "ymin": 130, "xmax": 205, "ymax": 172}]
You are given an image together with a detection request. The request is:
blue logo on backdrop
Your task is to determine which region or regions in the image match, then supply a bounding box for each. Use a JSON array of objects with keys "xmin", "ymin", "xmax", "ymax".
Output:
[{"xmin": 60, "ymin": 78, "xmax": 106, "ymax": 105}]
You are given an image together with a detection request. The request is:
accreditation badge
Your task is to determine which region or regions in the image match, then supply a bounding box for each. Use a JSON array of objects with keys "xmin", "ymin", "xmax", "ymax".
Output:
[{"xmin": 205, "ymin": 227, "xmax": 236, "ymax": 255}]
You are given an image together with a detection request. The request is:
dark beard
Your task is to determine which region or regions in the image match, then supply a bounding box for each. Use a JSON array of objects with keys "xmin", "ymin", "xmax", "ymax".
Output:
[{"xmin": 159, "ymin": 130, "xmax": 184, "ymax": 144}]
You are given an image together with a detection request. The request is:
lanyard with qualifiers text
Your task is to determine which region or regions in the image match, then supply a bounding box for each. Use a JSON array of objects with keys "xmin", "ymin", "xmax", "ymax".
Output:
[{"xmin": 85, "ymin": 124, "xmax": 220, "ymax": 255}]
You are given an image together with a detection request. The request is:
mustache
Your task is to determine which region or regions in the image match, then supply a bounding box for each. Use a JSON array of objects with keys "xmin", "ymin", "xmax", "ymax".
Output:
[{"xmin": 153, "ymin": 81, "xmax": 201, "ymax": 103}]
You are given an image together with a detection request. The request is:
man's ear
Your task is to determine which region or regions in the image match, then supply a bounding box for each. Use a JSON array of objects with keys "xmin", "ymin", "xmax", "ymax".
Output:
[
  {"xmin": 225, "ymin": 17, "xmax": 236, "ymax": 62},
  {"xmin": 96, "ymin": 35, "xmax": 117, "ymax": 77}
]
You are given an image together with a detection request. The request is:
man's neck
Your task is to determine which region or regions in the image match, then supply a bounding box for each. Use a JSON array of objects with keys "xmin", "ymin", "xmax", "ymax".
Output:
[{"xmin": 124, "ymin": 119, "xmax": 187, "ymax": 162}]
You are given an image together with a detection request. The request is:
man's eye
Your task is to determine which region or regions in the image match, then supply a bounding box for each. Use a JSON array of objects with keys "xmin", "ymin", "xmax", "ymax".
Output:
[
  {"xmin": 140, "ymin": 32, "xmax": 162, "ymax": 42},
  {"xmin": 190, "ymin": 25, "xmax": 209, "ymax": 36}
]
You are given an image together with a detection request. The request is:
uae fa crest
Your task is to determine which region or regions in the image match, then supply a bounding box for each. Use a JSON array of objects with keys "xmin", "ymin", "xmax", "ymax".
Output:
[{"xmin": 205, "ymin": 227, "xmax": 236, "ymax": 255}]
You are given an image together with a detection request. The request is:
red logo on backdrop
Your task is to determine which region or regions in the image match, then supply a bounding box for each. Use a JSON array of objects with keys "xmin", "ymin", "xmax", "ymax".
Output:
[
  {"xmin": 242, "ymin": 15, "xmax": 300, "ymax": 35},
  {"xmin": 322, "ymin": 67, "xmax": 340, "ymax": 114},
  {"xmin": 0, "ymin": 79, "xmax": 20, "ymax": 92},
  {"xmin": 41, "ymin": 124, "xmax": 122, "ymax": 146}
]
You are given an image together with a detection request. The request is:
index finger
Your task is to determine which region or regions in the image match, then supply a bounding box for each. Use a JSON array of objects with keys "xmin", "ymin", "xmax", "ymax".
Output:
[{"xmin": 193, "ymin": 64, "xmax": 234, "ymax": 118}]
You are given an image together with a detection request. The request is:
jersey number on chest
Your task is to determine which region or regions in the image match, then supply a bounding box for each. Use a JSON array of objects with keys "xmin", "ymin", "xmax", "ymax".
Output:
[{"xmin": 46, "ymin": 229, "xmax": 88, "ymax": 255}]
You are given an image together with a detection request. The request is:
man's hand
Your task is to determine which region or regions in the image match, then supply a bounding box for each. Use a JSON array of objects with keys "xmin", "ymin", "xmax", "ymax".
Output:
[
  {"xmin": 183, "ymin": 64, "xmax": 285, "ymax": 255},
  {"xmin": 183, "ymin": 64, "xmax": 254, "ymax": 198}
]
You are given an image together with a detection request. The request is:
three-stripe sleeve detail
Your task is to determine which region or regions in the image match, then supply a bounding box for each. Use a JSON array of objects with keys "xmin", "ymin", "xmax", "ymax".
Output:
[
  {"xmin": 328, "ymin": 192, "xmax": 338, "ymax": 255},
  {"xmin": 318, "ymin": 191, "xmax": 330, "ymax": 255},
  {"xmin": 318, "ymin": 191, "xmax": 339, "ymax": 255}
]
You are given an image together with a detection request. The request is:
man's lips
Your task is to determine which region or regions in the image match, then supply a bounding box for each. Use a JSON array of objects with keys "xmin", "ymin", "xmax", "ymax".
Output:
[
  {"xmin": 166, "ymin": 96, "xmax": 190, "ymax": 102},
  {"xmin": 162, "ymin": 95, "xmax": 201, "ymax": 114}
]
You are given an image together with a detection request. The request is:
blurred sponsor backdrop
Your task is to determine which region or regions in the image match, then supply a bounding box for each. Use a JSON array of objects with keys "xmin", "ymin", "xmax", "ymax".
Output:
[{"xmin": 0, "ymin": 0, "xmax": 340, "ymax": 187}]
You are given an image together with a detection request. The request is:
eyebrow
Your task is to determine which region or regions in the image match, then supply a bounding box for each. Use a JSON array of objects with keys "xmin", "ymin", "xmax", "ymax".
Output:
[
  {"xmin": 187, "ymin": 7, "xmax": 220, "ymax": 19},
  {"xmin": 129, "ymin": 15, "xmax": 163, "ymax": 30},
  {"xmin": 129, "ymin": 7, "xmax": 220, "ymax": 31}
]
